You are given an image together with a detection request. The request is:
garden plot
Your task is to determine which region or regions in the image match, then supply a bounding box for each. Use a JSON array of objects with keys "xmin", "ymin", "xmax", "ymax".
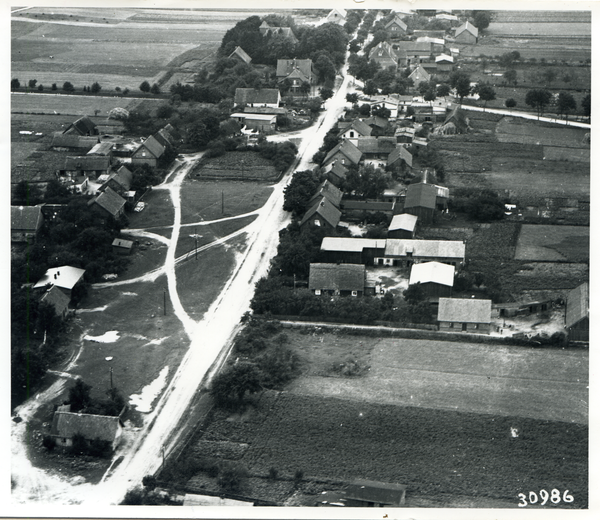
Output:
[
  {"xmin": 496, "ymin": 117, "xmax": 589, "ymax": 148},
  {"xmin": 191, "ymin": 152, "xmax": 280, "ymax": 182},
  {"xmin": 515, "ymin": 225, "xmax": 589, "ymax": 261}
]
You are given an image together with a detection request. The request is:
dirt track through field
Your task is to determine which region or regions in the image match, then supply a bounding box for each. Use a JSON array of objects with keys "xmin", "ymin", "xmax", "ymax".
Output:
[{"xmin": 287, "ymin": 338, "xmax": 588, "ymax": 424}]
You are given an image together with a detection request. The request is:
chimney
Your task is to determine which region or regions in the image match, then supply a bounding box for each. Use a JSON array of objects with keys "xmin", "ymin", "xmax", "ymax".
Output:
[{"xmin": 54, "ymin": 274, "xmax": 57, "ymax": 280}]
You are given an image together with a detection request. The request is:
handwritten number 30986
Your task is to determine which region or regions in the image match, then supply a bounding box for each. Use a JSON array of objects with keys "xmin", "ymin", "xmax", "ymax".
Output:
[{"xmin": 518, "ymin": 489, "xmax": 574, "ymax": 507}]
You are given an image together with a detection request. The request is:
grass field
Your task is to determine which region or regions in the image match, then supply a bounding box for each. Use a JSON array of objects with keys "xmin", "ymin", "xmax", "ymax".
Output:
[
  {"xmin": 126, "ymin": 189, "xmax": 174, "ymax": 229},
  {"xmin": 180, "ymin": 178, "xmax": 274, "ymax": 224},
  {"xmin": 192, "ymin": 151, "xmax": 281, "ymax": 182},
  {"xmin": 495, "ymin": 118, "xmax": 589, "ymax": 148},
  {"xmin": 515, "ymin": 225, "xmax": 589, "ymax": 262},
  {"xmin": 190, "ymin": 390, "xmax": 587, "ymax": 507},
  {"xmin": 11, "ymin": 93, "xmax": 136, "ymax": 116},
  {"xmin": 458, "ymin": 37, "xmax": 590, "ymax": 62}
]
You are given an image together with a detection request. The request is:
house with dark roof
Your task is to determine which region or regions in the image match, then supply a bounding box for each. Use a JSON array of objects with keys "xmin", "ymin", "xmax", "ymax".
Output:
[
  {"xmin": 394, "ymin": 41, "xmax": 433, "ymax": 67},
  {"xmin": 565, "ymin": 282, "xmax": 589, "ymax": 341},
  {"xmin": 320, "ymin": 237, "xmax": 387, "ymax": 265},
  {"xmin": 326, "ymin": 8, "xmax": 347, "ymax": 25},
  {"xmin": 403, "ymin": 182, "xmax": 438, "ymax": 224},
  {"xmin": 309, "ymin": 263, "xmax": 365, "ymax": 296},
  {"xmin": 258, "ymin": 22, "xmax": 298, "ymax": 44},
  {"xmin": 33, "ymin": 266, "xmax": 86, "ymax": 298},
  {"xmin": 356, "ymin": 136, "xmax": 397, "ymax": 163},
  {"xmin": 395, "ymin": 126, "xmax": 415, "ymax": 143},
  {"xmin": 228, "ymin": 45, "xmax": 252, "ymax": 64},
  {"xmin": 361, "ymin": 115, "xmax": 389, "ymax": 136},
  {"xmin": 327, "ymin": 161, "xmax": 349, "ymax": 187},
  {"xmin": 454, "ymin": 21, "xmax": 478, "ymax": 44},
  {"xmin": 62, "ymin": 116, "xmax": 98, "ymax": 136},
  {"xmin": 51, "ymin": 133, "xmax": 99, "ymax": 152},
  {"xmin": 322, "ymin": 140, "xmax": 362, "ymax": 170},
  {"xmin": 385, "ymin": 15, "xmax": 408, "ymax": 37},
  {"xmin": 276, "ymin": 59, "xmax": 315, "ymax": 93},
  {"xmin": 338, "ymin": 119, "xmax": 372, "ymax": 141},
  {"xmin": 62, "ymin": 156, "xmax": 111, "ymax": 179},
  {"xmin": 40, "ymin": 285, "xmax": 71, "ymax": 320},
  {"xmin": 387, "ymin": 144, "xmax": 413, "ymax": 169},
  {"xmin": 50, "ymin": 410, "xmax": 123, "ymax": 449},
  {"xmin": 234, "ymin": 88, "xmax": 281, "ymax": 108},
  {"xmin": 442, "ymin": 105, "xmax": 469, "ymax": 133},
  {"xmin": 11, "ymin": 205, "xmax": 44, "ymax": 243},
  {"xmin": 344, "ymin": 479, "xmax": 407, "ymax": 507},
  {"xmin": 341, "ymin": 200, "xmax": 396, "ymax": 221},
  {"xmin": 100, "ymin": 165, "xmax": 133, "ymax": 196},
  {"xmin": 299, "ymin": 198, "xmax": 341, "ymax": 231},
  {"xmin": 438, "ymin": 297, "xmax": 492, "ymax": 334},
  {"xmin": 131, "ymin": 135, "xmax": 165, "ymax": 168},
  {"xmin": 368, "ymin": 42, "xmax": 399, "ymax": 71},
  {"xmin": 87, "ymin": 187, "xmax": 126, "ymax": 220},
  {"xmin": 408, "ymin": 261, "xmax": 455, "ymax": 299},
  {"xmin": 308, "ymin": 180, "xmax": 343, "ymax": 208},
  {"xmin": 87, "ymin": 142, "xmax": 113, "ymax": 160},
  {"xmin": 388, "ymin": 213, "xmax": 418, "ymax": 239},
  {"xmin": 375, "ymin": 239, "xmax": 465, "ymax": 267}
]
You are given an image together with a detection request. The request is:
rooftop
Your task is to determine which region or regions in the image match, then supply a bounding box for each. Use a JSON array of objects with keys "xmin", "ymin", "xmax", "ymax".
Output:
[
  {"xmin": 11, "ymin": 205, "xmax": 43, "ymax": 231},
  {"xmin": 438, "ymin": 298, "xmax": 492, "ymax": 323},
  {"xmin": 409, "ymin": 261, "xmax": 455, "ymax": 287},
  {"xmin": 34, "ymin": 266, "xmax": 86, "ymax": 290},
  {"xmin": 309, "ymin": 263, "xmax": 366, "ymax": 292},
  {"xmin": 384, "ymin": 239, "xmax": 465, "ymax": 259},
  {"xmin": 389, "ymin": 213, "xmax": 418, "ymax": 232}
]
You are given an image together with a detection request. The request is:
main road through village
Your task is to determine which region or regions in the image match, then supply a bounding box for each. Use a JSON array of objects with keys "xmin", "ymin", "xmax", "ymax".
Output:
[{"xmin": 10, "ymin": 63, "xmax": 353, "ymax": 509}]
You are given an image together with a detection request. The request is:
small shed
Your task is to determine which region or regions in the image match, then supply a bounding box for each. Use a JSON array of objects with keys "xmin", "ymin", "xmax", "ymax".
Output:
[
  {"xmin": 112, "ymin": 238, "xmax": 134, "ymax": 255},
  {"xmin": 438, "ymin": 297, "xmax": 492, "ymax": 334},
  {"xmin": 309, "ymin": 263, "xmax": 366, "ymax": 297},
  {"xmin": 388, "ymin": 213, "xmax": 418, "ymax": 239},
  {"xmin": 344, "ymin": 479, "xmax": 406, "ymax": 507}
]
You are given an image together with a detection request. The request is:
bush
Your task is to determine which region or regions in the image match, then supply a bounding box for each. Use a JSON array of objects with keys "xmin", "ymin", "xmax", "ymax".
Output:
[
  {"xmin": 294, "ymin": 469, "xmax": 304, "ymax": 486},
  {"xmin": 121, "ymin": 487, "xmax": 145, "ymax": 505},
  {"xmin": 268, "ymin": 467, "xmax": 279, "ymax": 480},
  {"xmin": 218, "ymin": 462, "xmax": 248, "ymax": 492},
  {"xmin": 142, "ymin": 475, "xmax": 157, "ymax": 490},
  {"xmin": 505, "ymin": 98, "xmax": 517, "ymax": 108},
  {"xmin": 42, "ymin": 435, "xmax": 56, "ymax": 452}
]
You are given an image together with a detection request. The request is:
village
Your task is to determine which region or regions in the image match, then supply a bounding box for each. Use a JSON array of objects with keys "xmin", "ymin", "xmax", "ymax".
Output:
[{"xmin": 11, "ymin": 6, "xmax": 590, "ymax": 512}]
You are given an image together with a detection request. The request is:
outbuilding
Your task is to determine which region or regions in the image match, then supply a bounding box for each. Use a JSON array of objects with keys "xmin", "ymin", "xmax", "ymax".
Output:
[{"xmin": 438, "ymin": 297, "xmax": 492, "ymax": 334}]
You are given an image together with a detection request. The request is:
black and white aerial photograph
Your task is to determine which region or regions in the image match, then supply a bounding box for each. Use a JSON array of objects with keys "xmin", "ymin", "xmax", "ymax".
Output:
[{"xmin": 8, "ymin": 1, "xmax": 595, "ymax": 518}]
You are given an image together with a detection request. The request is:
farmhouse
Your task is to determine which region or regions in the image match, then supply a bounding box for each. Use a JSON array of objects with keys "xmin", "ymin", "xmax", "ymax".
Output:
[
  {"xmin": 408, "ymin": 261, "xmax": 455, "ymax": 299},
  {"xmin": 403, "ymin": 182, "xmax": 438, "ymax": 224},
  {"xmin": 309, "ymin": 263, "xmax": 366, "ymax": 296},
  {"xmin": 565, "ymin": 282, "xmax": 589, "ymax": 341},
  {"xmin": 299, "ymin": 198, "xmax": 341, "ymax": 231},
  {"xmin": 62, "ymin": 156, "xmax": 110, "ymax": 179},
  {"xmin": 356, "ymin": 137, "xmax": 397, "ymax": 164},
  {"xmin": 228, "ymin": 45, "xmax": 252, "ymax": 64},
  {"xmin": 51, "ymin": 134, "xmax": 99, "ymax": 152},
  {"xmin": 11, "ymin": 205, "xmax": 43, "ymax": 243},
  {"xmin": 338, "ymin": 119, "xmax": 372, "ymax": 141},
  {"xmin": 87, "ymin": 187, "xmax": 126, "ymax": 220},
  {"xmin": 100, "ymin": 165, "xmax": 133, "ymax": 196},
  {"xmin": 409, "ymin": 64, "xmax": 431, "ymax": 84},
  {"xmin": 327, "ymin": 161, "xmax": 349, "ymax": 187},
  {"xmin": 375, "ymin": 239, "xmax": 465, "ymax": 267},
  {"xmin": 62, "ymin": 116, "xmax": 98, "ymax": 136},
  {"xmin": 131, "ymin": 135, "xmax": 165, "ymax": 168},
  {"xmin": 454, "ymin": 21, "xmax": 478, "ymax": 44},
  {"xmin": 308, "ymin": 180, "xmax": 343, "ymax": 208},
  {"xmin": 385, "ymin": 15, "xmax": 408, "ymax": 37},
  {"xmin": 435, "ymin": 53, "xmax": 455, "ymax": 74},
  {"xmin": 361, "ymin": 115, "xmax": 389, "ymax": 136},
  {"xmin": 394, "ymin": 41, "xmax": 433, "ymax": 67},
  {"xmin": 368, "ymin": 42, "xmax": 399, "ymax": 71},
  {"xmin": 344, "ymin": 480, "xmax": 407, "ymax": 507},
  {"xmin": 40, "ymin": 285, "xmax": 71, "ymax": 320},
  {"xmin": 438, "ymin": 298, "xmax": 492, "ymax": 334},
  {"xmin": 320, "ymin": 237, "xmax": 386, "ymax": 265},
  {"xmin": 326, "ymin": 8, "xmax": 347, "ymax": 25},
  {"xmin": 388, "ymin": 213, "xmax": 418, "ymax": 239},
  {"xmin": 50, "ymin": 410, "xmax": 123, "ymax": 450},
  {"xmin": 276, "ymin": 59, "xmax": 315, "ymax": 92},
  {"xmin": 258, "ymin": 22, "xmax": 298, "ymax": 44},
  {"xmin": 234, "ymin": 88, "xmax": 281, "ymax": 108},
  {"xmin": 322, "ymin": 140, "xmax": 362, "ymax": 170},
  {"xmin": 33, "ymin": 266, "xmax": 85, "ymax": 298}
]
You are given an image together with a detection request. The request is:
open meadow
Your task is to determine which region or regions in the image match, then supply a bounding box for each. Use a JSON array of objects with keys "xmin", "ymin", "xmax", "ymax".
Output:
[{"xmin": 515, "ymin": 225, "xmax": 589, "ymax": 262}]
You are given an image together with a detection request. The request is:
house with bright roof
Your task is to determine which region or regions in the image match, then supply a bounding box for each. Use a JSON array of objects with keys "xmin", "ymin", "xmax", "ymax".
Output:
[
  {"xmin": 438, "ymin": 297, "xmax": 492, "ymax": 334},
  {"xmin": 228, "ymin": 45, "xmax": 252, "ymax": 64},
  {"xmin": 320, "ymin": 237, "xmax": 386, "ymax": 265},
  {"xmin": 326, "ymin": 8, "xmax": 347, "ymax": 25},
  {"xmin": 388, "ymin": 213, "xmax": 418, "ymax": 239},
  {"xmin": 454, "ymin": 21, "xmax": 479, "ymax": 44},
  {"xmin": 408, "ymin": 261, "xmax": 455, "ymax": 299},
  {"xmin": 375, "ymin": 239, "xmax": 465, "ymax": 267},
  {"xmin": 386, "ymin": 16, "xmax": 408, "ymax": 37},
  {"xmin": 34, "ymin": 266, "xmax": 86, "ymax": 298}
]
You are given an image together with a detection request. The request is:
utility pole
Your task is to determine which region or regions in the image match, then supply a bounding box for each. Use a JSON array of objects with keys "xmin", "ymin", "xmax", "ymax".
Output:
[
  {"xmin": 221, "ymin": 190, "xmax": 224, "ymax": 214},
  {"xmin": 195, "ymin": 227, "xmax": 198, "ymax": 260},
  {"xmin": 164, "ymin": 289, "xmax": 167, "ymax": 316},
  {"xmin": 110, "ymin": 366, "xmax": 113, "ymax": 390}
]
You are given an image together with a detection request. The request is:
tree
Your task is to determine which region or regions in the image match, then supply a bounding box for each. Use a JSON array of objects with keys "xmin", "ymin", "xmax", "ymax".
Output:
[
  {"xmin": 581, "ymin": 93, "xmax": 591, "ymax": 119},
  {"xmin": 210, "ymin": 362, "xmax": 263, "ymax": 407},
  {"xmin": 403, "ymin": 283, "xmax": 425, "ymax": 304},
  {"xmin": 90, "ymin": 82, "xmax": 101, "ymax": 93},
  {"xmin": 525, "ymin": 89, "xmax": 552, "ymax": 118},
  {"xmin": 319, "ymin": 87, "xmax": 333, "ymax": 101},
  {"xmin": 13, "ymin": 180, "xmax": 42, "ymax": 205},
  {"xmin": 505, "ymin": 98, "xmax": 517, "ymax": 108},
  {"xmin": 436, "ymin": 83, "xmax": 450, "ymax": 97},
  {"xmin": 283, "ymin": 169, "xmax": 323, "ymax": 215},
  {"xmin": 542, "ymin": 69, "xmax": 557, "ymax": 84},
  {"xmin": 503, "ymin": 69, "xmax": 517, "ymax": 86},
  {"xmin": 313, "ymin": 54, "xmax": 336, "ymax": 84},
  {"xmin": 346, "ymin": 93, "xmax": 359, "ymax": 104},
  {"xmin": 38, "ymin": 84, "xmax": 44, "ymax": 91},
  {"xmin": 363, "ymin": 80, "xmax": 378, "ymax": 96},
  {"xmin": 477, "ymin": 85, "xmax": 496, "ymax": 110},
  {"xmin": 139, "ymin": 80, "xmax": 151, "ymax": 93},
  {"xmin": 11, "ymin": 78, "xmax": 20, "ymax": 90},
  {"xmin": 423, "ymin": 89, "xmax": 436, "ymax": 106},
  {"xmin": 557, "ymin": 92, "xmax": 576, "ymax": 121},
  {"xmin": 63, "ymin": 81, "xmax": 75, "ymax": 92},
  {"xmin": 473, "ymin": 11, "xmax": 491, "ymax": 31},
  {"xmin": 455, "ymin": 76, "xmax": 471, "ymax": 105},
  {"xmin": 51, "ymin": 83, "xmax": 57, "ymax": 90},
  {"xmin": 28, "ymin": 79, "xmax": 37, "ymax": 88},
  {"xmin": 150, "ymin": 83, "xmax": 161, "ymax": 95},
  {"xmin": 69, "ymin": 379, "xmax": 93, "ymax": 412}
]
